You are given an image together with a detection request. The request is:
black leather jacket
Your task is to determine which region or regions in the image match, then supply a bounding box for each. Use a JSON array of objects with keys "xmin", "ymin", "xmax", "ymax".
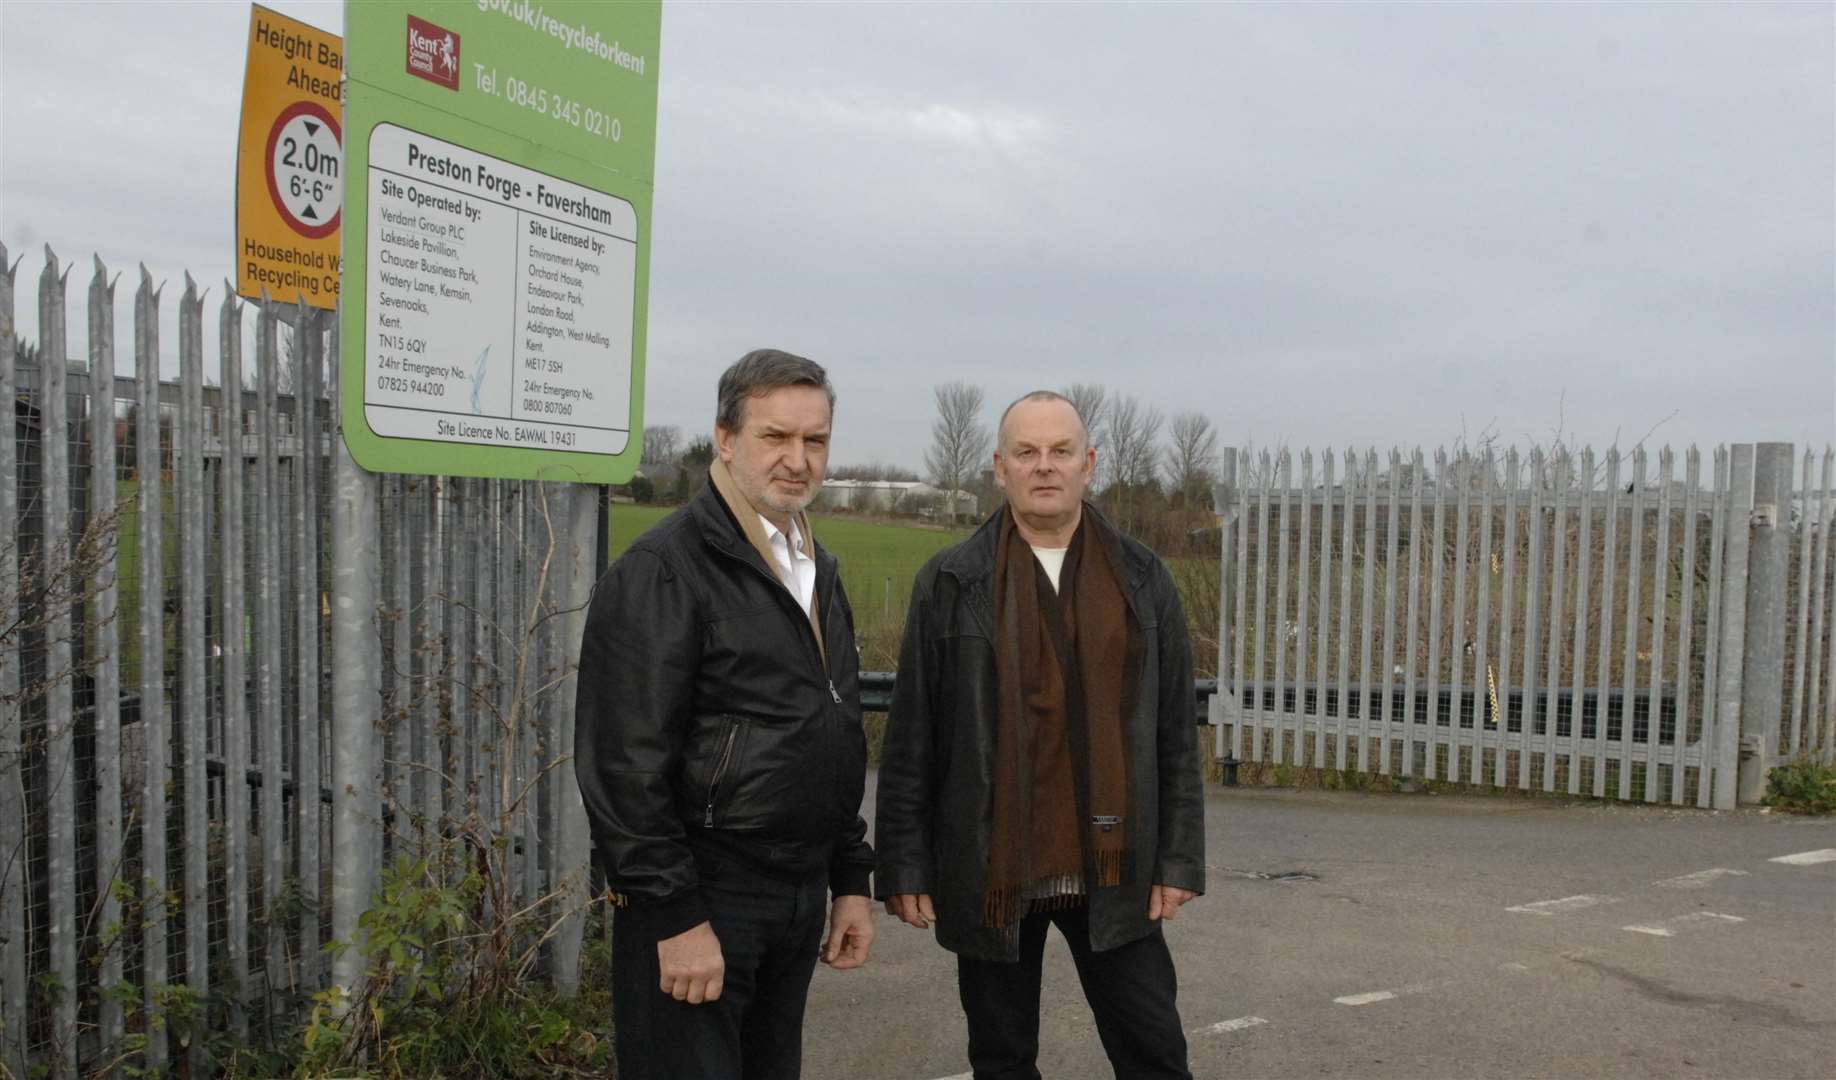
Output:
[
  {"xmin": 874, "ymin": 506, "xmax": 1206, "ymax": 961},
  {"xmin": 575, "ymin": 482, "xmax": 874, "ymax": 937}
]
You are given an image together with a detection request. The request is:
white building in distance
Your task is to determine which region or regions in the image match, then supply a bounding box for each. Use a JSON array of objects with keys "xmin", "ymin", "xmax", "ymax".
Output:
[{"xmin": 816, "ymin": 479, "xmax": 977, "ymax": 519}]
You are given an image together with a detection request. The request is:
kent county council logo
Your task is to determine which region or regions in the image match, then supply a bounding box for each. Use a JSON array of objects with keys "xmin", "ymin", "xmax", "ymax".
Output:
[{"xmin": 405, "ymin": 15, "xmax": 460, "ymax": 91}]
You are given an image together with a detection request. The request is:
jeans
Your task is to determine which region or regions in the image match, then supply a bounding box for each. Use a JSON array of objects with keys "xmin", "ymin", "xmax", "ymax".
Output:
[
  {"xmin": 955, "ymin": 905, "xmax": 1191, "ymax": 1080},
  {"xmin": 612, "ymin": 856, "xmax": 828, "ymax": 1080}
]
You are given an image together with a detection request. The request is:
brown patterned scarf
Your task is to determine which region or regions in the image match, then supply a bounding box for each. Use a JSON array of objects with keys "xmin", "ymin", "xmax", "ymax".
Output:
[{"xmin": 985, "ymin": 505, "xmax": 1142, "ymax": 931}]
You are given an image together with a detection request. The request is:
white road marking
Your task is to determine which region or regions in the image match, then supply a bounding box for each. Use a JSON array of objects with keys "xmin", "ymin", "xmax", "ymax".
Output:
[
  {"xmin": 1768, "ymin": 848, "xmax": 1836, "ymax": 866},
  {"xmin": 1621, "ymin": 912, "xmax": 1746, "ymax": 937},
  {"xmin": 1335, "ymin": 990, "xmax": 1397, "ymax": 1006},
  {"xmin": 1655, "ymin": 868, "xmax": 1750, "ymax": 889},
  {"xmin": 1191, "ymin": 1015, "xmax": 1268, "ymax": 1036},
  {"xmin": 1506, "ymin": 894, "xmax": 1617, "ymax": 915},
  {"xmin": 1501, "ymin": 948, "xmax": 1600, "ymax": 975}
]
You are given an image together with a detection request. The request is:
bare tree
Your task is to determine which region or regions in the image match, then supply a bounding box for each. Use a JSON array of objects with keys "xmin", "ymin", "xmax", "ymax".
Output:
[
  {"xmin": 642, "ymin": 424, "xmax": 682, "ymax": 466},
  {"xmin": 924, "ymin": 382, "xmax": 990, "ymax": 518},
  {"xmin": 1060, "ymin": 382, "xmax": 1110, "ymax": 488},
  {"xmin": 1059, "ymin": 383, "xmax": 1109, "ymax": 443},
  {"xmin": 1105, "ymin": 394, "xmax": 1164, "ymax": 491},
  {"xmin": 1162, "ymin": 412, "xmax": 1219, "ymax": 506}
]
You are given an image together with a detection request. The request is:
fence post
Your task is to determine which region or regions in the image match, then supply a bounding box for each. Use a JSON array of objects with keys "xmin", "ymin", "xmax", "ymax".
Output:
[
  {"xmin": 1214, "ymin": 447, "xmax": 1238, "ymax": 762},
  {"xmin": 550, "ymin": 483, "xmax": 598, "ymax": 995},
  {"xmin": 0, "ymin": 242, "xmax": 26, "ymax": 1080},
  {"xmin": 40, "ymin": 249, "xmax": 80, "ymax": 1079},
  {"xmin": 218, "ymin": 291, "xmax": 251, "ymax": 1041},
  {"xmin": 87, "ymin": 257, "xmax": 126, "ymax": 1053},
  {"xmin": 1713, "ymin": 445, "xmax": 1755, "ymax": 808},
  {"xmin": 295, "ymin": 306, "xmax": 327, "ymax": 993},
  {"xmin": 1736, "ymin": 443, "xmax": 1794, "ymax": 802},
  {"xmin": 329, "ymin": 312, "xmax": 383, "ymax": 1006},
  {"xmin": 176, "ymin": 276, "xmax": 210, "ymax": 1076},
  {"xmin": 132, "ymin": 266, "xmax": 170, "ymax": 1071}
]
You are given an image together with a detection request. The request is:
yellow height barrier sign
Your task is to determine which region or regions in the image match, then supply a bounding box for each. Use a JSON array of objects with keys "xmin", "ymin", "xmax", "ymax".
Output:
[{"xmin": 236, "ymin": 4, "xmax": 344, "ymax": 309}]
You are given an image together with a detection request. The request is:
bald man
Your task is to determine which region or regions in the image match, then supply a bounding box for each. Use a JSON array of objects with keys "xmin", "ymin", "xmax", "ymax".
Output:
[{"xmin": 875, "ymin": 391, "xmax": 1205, "ymax": 1079}]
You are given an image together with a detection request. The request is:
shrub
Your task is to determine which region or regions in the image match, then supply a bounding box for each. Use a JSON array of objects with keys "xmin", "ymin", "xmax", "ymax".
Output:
[
  {"xmin": 1764, "ymin": 757, "xmax": 1836, "ymax": 815},
  {"xmin": 294, "ymin": 856, "xmax": 612, "ymax": 1078}
]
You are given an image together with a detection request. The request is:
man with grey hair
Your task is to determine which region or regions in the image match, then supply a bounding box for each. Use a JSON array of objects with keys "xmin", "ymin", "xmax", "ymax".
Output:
[
  {"xmin": 876, "ymin": 390, "xmax": 1205, "ymax": 1079},
  {"xmin": 577, "ymin": 348, "xmax": 876, "ymax": 1079}
]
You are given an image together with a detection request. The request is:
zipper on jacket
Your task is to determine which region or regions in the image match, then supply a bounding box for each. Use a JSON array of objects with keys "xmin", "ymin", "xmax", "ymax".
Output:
[
  {"xmin": 706, "ymin": 541, "xmax": 851, "ymax": 832},
  {"xmin": 703, "ymin": 721, "xmax": 742, "ymax": 828}
]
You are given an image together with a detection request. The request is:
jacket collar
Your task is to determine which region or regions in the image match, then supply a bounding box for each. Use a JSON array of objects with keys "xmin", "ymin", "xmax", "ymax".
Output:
[{"xmin": 689, "ymin": 462, "xmax": 838, "ymax": 583}]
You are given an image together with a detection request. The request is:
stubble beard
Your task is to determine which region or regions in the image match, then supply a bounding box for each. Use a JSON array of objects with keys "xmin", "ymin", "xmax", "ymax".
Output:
[
  {"xmin": 761, "ymin": 484, "xmax": 816, "ymax": 517},
  {"xmin": 744, "ymin": 463, "xmax": 818, "ymax": 517}
]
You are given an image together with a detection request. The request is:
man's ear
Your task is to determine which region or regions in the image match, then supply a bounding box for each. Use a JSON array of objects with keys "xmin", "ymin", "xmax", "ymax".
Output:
[{"xmin": 714, "ymin": 424, "xmax": 736, "ymax": 463}]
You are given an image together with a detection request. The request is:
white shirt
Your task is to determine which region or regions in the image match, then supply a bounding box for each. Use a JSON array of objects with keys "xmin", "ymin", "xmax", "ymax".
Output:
[
  {"xmin": 1032, "ymin": 546, "xmax": 1068, "ymax": 592},
  {"xmin": 760, "ymin": 514, "xmax": 818, "ymax": 613}
]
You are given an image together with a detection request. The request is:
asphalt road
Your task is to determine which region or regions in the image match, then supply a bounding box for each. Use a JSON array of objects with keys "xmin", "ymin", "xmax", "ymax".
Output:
[{"xmin": 799, "ymin": 773, "xmax": 1836, "ymax": 1079}]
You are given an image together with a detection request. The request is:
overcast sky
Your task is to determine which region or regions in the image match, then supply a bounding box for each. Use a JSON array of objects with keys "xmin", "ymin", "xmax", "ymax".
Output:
[{"xmin": 3, "ymin": 1, "xmax": 1831, "ymax": 476}]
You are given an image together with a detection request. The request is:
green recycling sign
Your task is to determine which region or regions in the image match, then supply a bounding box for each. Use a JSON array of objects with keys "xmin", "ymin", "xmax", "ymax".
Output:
[{"xmin": 342, "ymin": 0, "xmax": 660, "ymax": 482}]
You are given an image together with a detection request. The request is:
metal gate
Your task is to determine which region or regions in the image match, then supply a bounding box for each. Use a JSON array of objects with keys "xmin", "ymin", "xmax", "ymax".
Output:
[{"xmin": 1213, "ymin": 444, "xmax": 1835, "ymax": 807}]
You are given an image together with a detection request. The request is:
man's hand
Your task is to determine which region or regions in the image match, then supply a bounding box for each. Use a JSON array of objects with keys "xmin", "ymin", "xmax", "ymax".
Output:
[
  {"xmin": 657, "ymin": 921, "xmax": 725, "ymax": 1004},
  {"xmin": 822, "ymin": 895, "xmax": 875, "ymax": 969},
  {"xmin": 885, "ymin": 893, "xmax": 937, "ymax": 929},
  {"xmin": 1148, "ymin": 884, "xmax": 1196, "ymax": 921}
]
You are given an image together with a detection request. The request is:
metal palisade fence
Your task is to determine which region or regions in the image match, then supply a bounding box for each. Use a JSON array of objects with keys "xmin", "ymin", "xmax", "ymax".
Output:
[
  {"xmin": 0, "ymin": 244, "xmax": 598, "ymax": 1078},
  {"xmin": 1213, "ymin": 444, "xmax": 1836, "ymax": 807},
  {"xmin": 4, "ymin": 235, "xmax": 1834, "ymax": 1077}
]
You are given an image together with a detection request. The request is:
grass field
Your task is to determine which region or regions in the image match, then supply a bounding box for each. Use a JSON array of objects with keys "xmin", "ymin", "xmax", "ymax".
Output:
[
  {"xmin": 608, "ymin": 502, "xmax": 965, "ymax": 577},
  {"xmin": 93, "ymin": 491, "xmax": 1211, "ymax": 694},
  {"xmin": 608, "ymin": 502, "xmax": 968, "ymax": 669}
]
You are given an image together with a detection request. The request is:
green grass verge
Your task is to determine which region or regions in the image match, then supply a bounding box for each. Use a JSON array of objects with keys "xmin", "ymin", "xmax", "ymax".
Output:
[
  {"xmin": 608, "ymin": 502, "xmax": 967, "ymax": 669},
  {"xmin": 609, "ymin": 503, "xmax": 964, "ymax": 586}
]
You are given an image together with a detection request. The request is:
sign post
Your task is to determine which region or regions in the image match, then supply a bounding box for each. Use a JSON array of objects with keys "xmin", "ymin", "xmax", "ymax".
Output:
[{"xmin": 343, "ymin": 1, "xmax": 660, "ymax": 483}]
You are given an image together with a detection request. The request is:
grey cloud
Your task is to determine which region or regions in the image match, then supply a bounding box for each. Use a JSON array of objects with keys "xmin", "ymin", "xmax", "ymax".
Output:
[{"xmin": 4, "ymin": 1, "xmax": 1829, "ymax": 467}]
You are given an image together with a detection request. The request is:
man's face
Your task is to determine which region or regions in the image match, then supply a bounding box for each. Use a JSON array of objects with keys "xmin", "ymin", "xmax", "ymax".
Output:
[
  {"xmin": 715, "ymin": 385, "xmax": 832, "ymax": 523},
  {"xmin": 993, "ymin": 398, "xmax": 1095, "ymax": 524}
]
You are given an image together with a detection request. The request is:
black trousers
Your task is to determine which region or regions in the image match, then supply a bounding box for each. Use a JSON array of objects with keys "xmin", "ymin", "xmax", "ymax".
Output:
[
  {"xmin": 611, "ymin": 859, "xmax": 828, "ymax": 1080},
  {"xmin": 956, "ymin": 906, "xmax": 1191, "ymax": 1080}
]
